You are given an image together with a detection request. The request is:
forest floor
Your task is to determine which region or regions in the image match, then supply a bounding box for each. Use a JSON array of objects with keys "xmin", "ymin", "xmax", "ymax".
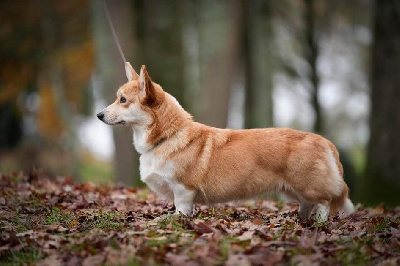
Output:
[{"xmin": 0, "ymin": 172, "xmax": 399, "ymax": 266}]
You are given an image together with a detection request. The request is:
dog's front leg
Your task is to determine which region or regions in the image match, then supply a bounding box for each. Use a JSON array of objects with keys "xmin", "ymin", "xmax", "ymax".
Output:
[{"xmin": 171, "ymin": 183, "xmax": 195, "ymax": 216}]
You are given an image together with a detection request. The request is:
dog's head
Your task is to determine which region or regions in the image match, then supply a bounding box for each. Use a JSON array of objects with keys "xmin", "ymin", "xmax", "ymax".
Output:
[{"xmin": 97, "ymin": 63, "xmax": 162, "ymax": 126}]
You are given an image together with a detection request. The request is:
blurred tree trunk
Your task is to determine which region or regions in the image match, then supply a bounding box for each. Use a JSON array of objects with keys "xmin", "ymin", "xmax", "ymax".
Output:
[
  {"xmin": 181, "ymin": 0, "xmax": 201, "ymax": 116},
  {"xmin": 243, "ymin": 0, "xmax": 274, "ymax": 129},
  {"xmin": 136, "ymin": 0, "xmax": 185, "ymax": 107},
  {"xmin": 367, "ymin": 0, "xmax": 400, "ymax": 191},
  {"xmin": 304, "ymin": 0, "xmax": 322, "ymax": 134},
  {"xmin": 197, "ymin": 0, "xmax": 241, "ymax": 128},
  {"xmin": 0, "ymin": 104, "xmax": 22, "ymax": 152},
  {"xmin": 91, "ymin": 0, "xmax": 139, "ymax": 186}
]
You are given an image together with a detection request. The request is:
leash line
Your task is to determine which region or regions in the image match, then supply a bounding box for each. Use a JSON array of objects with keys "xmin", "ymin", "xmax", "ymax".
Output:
[{"xmin": 103, "ymin": 0, "xmax": 127, "ymax": 64}]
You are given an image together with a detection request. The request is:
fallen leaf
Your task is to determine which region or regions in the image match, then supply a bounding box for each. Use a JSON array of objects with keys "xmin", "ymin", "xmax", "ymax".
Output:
[
  {"xmin": 69, "ymin": 221, "xmax": 78, "ymax": 228},
  {"xmin": 16, "ymin": 230, "xmax": 34, "ymax": 237},
  {"xmin": 193, "ymin": 222, "xmax": 214, "ymax": 234},
  {"xmin": 247, "ymin": 251, "xmax": 283, "ymax": 266},
  {"xmin": 226, "ymin": 254, "xmax": 251, "ymax": 266},
  {"xmin": 37, "ymin": 255, "xmax": 61, "ymax": 266},
  {"xmin": 299, "ymin": 229, "xmax": 318, "ymax": 248},
  {"xmin": 237, "ymin": 231, "xmax": 254, "ymax": 241},
  {"xmin": 82, "ymin": 254, "xmax": 105, "ymax": 266},
  {"xmin": 291, "ymin": 254, "xmax": 323, "ymax": 266}
]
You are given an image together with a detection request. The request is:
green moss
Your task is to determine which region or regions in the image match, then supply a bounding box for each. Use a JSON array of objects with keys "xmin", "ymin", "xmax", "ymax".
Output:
[
  {"xmin": 127, "ymin": 257, "xmax": 141, "ymax": 266},
  {"xmin": 0, "ymin": 249, "xmax": 42, "ymax": 265},
  {"xmin": 88, "ymin": 212, "xmax": 123, "ymax": 230},
  {"xmin": 336, "ymin": 246, "xmax": 370, "ymax": 266},
  {"xmin": 217, "ymin": 236, "xmax": 240, "ymax": 261},
  {"xmin": 275, "ymin": 200, "xmax": 285, "ymax": 211},
  {"xmin": 157, "ymin": 215, "xmax": 186, "ymax": 231},
  {"xmin": 42, "ymin": 208, "xmax": 123, "ymax": 231},
  {"xmin": 287, "ymin": 247, "xmax": 314, "ymax": 257},
  {"xmin": 312, "ymin": 219, "xmax": 328, "ymax": 228},
  {"xmin": 43, "ymin": 207, "xmax": 76, "ymax": 227},
  {"xmin": 373, "ymin": 217, "xmax": 391, "ymax": 233},
  {"xmin": 9, "ymin": 212, "xmax": 36, "ymax": 233}
]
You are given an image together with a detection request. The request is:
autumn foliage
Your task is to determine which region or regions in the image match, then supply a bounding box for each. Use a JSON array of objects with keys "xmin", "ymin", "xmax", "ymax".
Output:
[
  {"xmin": 0, "ymin": 0, "xmax": 93, "ymax": 140},
  {"xmin": 0, "ymin": 172, "xmax": 399, "ymax": 265}
]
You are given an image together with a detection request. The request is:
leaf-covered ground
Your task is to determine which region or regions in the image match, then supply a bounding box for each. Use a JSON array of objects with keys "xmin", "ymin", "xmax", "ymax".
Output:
[{"xmin": 0, "ymin": 172, "xmax": 399, "ymax": 265}]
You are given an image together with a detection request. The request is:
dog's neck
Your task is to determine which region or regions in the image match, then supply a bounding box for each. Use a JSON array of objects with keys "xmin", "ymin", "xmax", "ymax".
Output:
[
  {"xmin": 132, "ymin": 124, "xmax": 172, "ymax": 154},
  {"xmin": 132, "ymin": 93, "xmax": 192, "ymax": 155},
  {"xmin": 132, "ymin": 124, "xmax": 151, "ymax": 154}
]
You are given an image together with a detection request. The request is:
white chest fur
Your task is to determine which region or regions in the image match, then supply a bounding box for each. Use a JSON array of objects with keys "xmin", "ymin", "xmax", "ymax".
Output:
[
  {"xmin": 133, "ymin": 125, "xmax": 196, "ymax": 216},
  {"xmin": 139, "ymin": 151, "xmax": 197, "ymax": 216},
  {"xmin": 139, "ymin": 152, "xmax": 175, "ymax": 201}
]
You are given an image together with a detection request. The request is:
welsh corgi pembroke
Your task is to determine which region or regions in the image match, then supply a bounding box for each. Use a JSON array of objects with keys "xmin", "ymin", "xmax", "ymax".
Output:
[{"xmin": 97, "ymin": 62, "xmax": 354, "ymax": 222}]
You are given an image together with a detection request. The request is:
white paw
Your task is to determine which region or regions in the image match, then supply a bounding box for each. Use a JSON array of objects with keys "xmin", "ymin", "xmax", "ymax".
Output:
[
  {"xmin": 315, "ymin": 203, "xmax": 329, "ymax": 222},
  {"xmin": 171, "ymin": 182, "xmax": 195, "ymax": 217},
  {"xmin": 174, "ymin": 208, "xmax": 193, "ymax": 217}
]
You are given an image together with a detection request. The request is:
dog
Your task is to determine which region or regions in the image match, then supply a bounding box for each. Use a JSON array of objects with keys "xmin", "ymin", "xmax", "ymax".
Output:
[{"xmin": 97, "ymin": 62, "xmax": 354, "ymax": 221}]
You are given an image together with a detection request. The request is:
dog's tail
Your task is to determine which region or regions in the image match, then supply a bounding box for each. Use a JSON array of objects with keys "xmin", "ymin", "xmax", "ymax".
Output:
[
  {"xmin": 330, "ymin": 182, "xmax": 354, "ymax": 216},
  {"xmin": 341, "ymin": 197, "xmax": 355, "ymax": 216},
  {"xmin": 327, "ymin": 142, "xmax": 354, "ymax": 216}
]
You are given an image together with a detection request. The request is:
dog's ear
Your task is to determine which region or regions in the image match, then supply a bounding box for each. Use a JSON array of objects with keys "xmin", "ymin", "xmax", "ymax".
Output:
[
  {"xmin": 125, "ymin": 62, "xmax": 139, "ymax": 82},
  {"xmin": 139, "ymin": 65, "xmax": 157, "ymax": 106}
]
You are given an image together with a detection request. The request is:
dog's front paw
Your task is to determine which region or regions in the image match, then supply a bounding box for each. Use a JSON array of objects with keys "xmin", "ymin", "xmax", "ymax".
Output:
[{"xmin": 174, "ymin": 209, "xmax": 193, "ymax": 217}]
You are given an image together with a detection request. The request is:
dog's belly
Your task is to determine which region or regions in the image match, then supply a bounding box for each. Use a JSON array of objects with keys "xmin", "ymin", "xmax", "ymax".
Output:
[{"xmin": 139, "ymin": 153, "xmax": 175, "ymax": 201}]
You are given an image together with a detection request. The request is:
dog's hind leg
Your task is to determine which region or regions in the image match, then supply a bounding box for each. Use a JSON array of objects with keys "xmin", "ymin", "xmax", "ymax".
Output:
[
  {"xmin": 298, "ymin": 202, "xmax": 314, "ymax": 221},
  {"xmin": 316, "ymin": 201, "xmax": 330, "ymax": 222}
]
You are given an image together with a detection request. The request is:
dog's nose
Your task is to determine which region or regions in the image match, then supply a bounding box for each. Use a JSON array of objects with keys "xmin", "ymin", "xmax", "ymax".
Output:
[{"xmin": 97, "ymin": 112, "xmax": 104, "ymax": 121}]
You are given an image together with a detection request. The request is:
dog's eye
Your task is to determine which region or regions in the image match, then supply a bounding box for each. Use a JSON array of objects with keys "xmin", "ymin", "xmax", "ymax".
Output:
[{"xmin": 120, "ymin": 97, "xmax": 126, "ymax": 103}]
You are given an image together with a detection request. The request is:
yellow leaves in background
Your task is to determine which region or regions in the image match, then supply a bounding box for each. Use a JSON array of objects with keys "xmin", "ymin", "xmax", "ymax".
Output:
[
  {"xmin": 36, "ymin": 37, "xmax": 94, "ymax": 139},
  {"xmin": 37, "ymin": 82, "xmax": 65, "ymax": 139},
  {"xmin": 0, "ymin": 63, "xmax": 35, "ymax": 105},
  {"xmin": 0, "ymin": 0, "xmax": 95, "ymax": 175},
  {"xmin": 0, "ymin": 0, "xmax": 93, "ymax": 140},
  {"xmin": 62, "ymin": 40, "xmax": 94, "ymax": 113}
]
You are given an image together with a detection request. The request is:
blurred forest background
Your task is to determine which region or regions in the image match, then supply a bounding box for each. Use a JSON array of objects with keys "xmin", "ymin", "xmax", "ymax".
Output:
[{"xmin": 0, "ymin": 0, "xmax": 399, "ymax": 206}]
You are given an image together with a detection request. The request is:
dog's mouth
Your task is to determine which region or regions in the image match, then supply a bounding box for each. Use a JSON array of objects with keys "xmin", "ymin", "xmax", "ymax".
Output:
[
  {"xmin": 102, "ymin": 119, "xmax": 126, "ymax": 126},
  {"xmin": 108, "ymin": 120, "xmax": 125, "ymax": 126}
]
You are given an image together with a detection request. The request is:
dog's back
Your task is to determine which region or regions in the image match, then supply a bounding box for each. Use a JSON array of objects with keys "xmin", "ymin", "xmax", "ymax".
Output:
[{"xmin": 166, "ymin": 125, "xmax": 352, "ymax": 217}]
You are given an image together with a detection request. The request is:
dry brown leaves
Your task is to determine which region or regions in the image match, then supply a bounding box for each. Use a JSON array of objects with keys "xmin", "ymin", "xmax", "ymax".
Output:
[{"xmin": 0, "ymin": 172, "xmax": 399, "ymax": 265}]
